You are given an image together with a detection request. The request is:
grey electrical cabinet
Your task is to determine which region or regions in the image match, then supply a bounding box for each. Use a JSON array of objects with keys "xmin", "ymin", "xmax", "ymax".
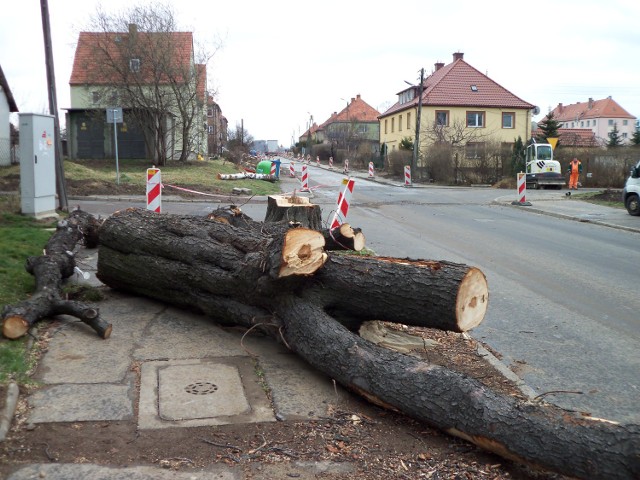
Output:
[{"xmin": 19, "ymin": 113, "xmax": 57, "ymax": 218}]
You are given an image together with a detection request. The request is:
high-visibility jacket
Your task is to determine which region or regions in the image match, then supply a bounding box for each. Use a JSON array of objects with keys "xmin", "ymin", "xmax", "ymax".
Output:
[{"xmin": 568, "ymin": 160, "xmax": 582, "ymax": 174}]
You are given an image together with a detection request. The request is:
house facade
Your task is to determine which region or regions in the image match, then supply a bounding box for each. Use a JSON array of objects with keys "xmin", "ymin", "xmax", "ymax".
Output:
[
  {"xmin": 0, "ymin": 64, "xmax": 19, "ymax": 166},
  {"xmin": 379, "ymin": 53, "xmax": 534, "ymax": 170},
  {"xmin": 206, "ymin": 94, "xmax": 227, "ymax": 157},
  {"xmin": 547, "ymin": 97, "xmax": 637, "ymax": 146},
  {"xmin": 321, "ymin": 94, "xmax": 380, "ymax": 156},
  {"xmin": 67, "ymin": 25, "xmax": 207, "ymax": 162}
]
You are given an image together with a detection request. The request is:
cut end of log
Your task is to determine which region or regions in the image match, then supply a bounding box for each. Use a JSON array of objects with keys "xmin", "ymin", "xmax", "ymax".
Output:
[
  {"xmin": 2, "ymin": 316, "xmax": 29, "ymax": 340},
  {"xmin": 269, "ymin": 194, "xmax": 311, "ymax": 206},
  {"xmin": 456, "ymin": 267, "xmax": 489, "ymax": 331},
  {"xmin": 279, "ymin": 228, "xmax": 327, "ymax": 277}
]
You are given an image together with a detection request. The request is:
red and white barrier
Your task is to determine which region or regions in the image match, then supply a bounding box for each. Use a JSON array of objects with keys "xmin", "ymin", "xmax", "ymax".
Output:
[
  {"xmin": 289, "ymin": 162, "xmax": 296, "ymax": 177},
  {"xmin": 517, "ymin": 172, "xmax": 526, "ymax": 203},
  {"xmin": 404, "ymin": 165, "xmax": 411, "ymax": 187},
  {"xmin": 316, "ymin": 156, "xmax": 320, "ymax": 166},
  {"xmin": 343, "ymin": 158, "xmax": 349, "ymax": 174},
  {"xmin": 329, "ymin": 157, "xmax": 334, "ymax": 169},
  {"xmin": 368, "ymin": 162, "xmax": 374, "ymax": 178},
  {"xmin": 146, "ymin": 167, "xmax": 162, "ymax": 212},
  {"xmin": 301, "ymin": 164, "xmax": 310, "ymax": 192},
  {"xmin": 270, "ymin": 162, "xmax": 276, "ymax": 176},
  {"xmin": 331, "ymin": 177, "xmax": 355, "ymax": 230}
]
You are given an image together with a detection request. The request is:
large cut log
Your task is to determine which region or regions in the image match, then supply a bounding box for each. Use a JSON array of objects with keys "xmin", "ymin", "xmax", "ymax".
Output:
[
  {"xmin": 96, "ymin": 208, "xmax": 484, "ymax": 332},
  {"xmin": 275, "ymin": 299, "xmax": 640, "ymax": 480},
  {"xmin": 322, "ymin": 223, "xmax": 366, "ymax": 252},
  {"xmin": 1, "ymin": 209, "xmax": 112, "ymax": 339}
]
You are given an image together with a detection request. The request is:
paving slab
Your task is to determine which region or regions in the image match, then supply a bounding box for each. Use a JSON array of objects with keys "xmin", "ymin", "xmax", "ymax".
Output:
[
  {"xmin": 138, "ymin": 357, "xmax": 275, "ymax": 429},
  {"xmin": 158, "ymin": 361, "xmax": 249, "ymax": 420},
  {"xmin": 28, "ymin": 383, "xmax": 134, "ymax": 423},
  {"xmin": 7, "ymin": 463, "xmax": 240, "ymax": 480}
]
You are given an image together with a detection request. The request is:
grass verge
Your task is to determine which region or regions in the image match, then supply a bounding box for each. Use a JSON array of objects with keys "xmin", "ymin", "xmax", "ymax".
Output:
[{"xmin": 0, "ymin": 195, "xmax": 58, "ymax": 384}]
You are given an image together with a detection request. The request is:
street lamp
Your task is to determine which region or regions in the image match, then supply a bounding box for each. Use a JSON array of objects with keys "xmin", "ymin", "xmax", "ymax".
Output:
[
  {"xmin": 405, "ymin": 68, "xmax": 424, "ymax": 178},
  {"xmin": 306, "ymin": 112, "xmax": 313, "ymax": 156}
]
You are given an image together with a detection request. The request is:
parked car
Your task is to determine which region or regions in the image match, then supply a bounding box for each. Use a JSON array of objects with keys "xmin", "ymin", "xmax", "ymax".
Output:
[{"xmin": 622, "ymin": 160, "xmax": 640, "ymax": 216}]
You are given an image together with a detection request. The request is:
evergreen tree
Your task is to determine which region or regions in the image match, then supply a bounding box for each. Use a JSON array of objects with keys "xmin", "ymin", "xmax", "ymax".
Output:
[
  {"xmin": 399, "ymin": 137, "xmax": 414, "ymax": 151},
  {"xmin": 631, "ymin": 123, "xmax": 640, "ymax": 145},
  {"xmin": 607, "ymin": 123, "xmax": 622, "ymax": 148},
  {"xmin": 537, "ymin": 111, "xmax": 561, "ymax": 142},
  {"xmin": 511, "ymin": 136, "xmax": 526, "ymax": 174}
]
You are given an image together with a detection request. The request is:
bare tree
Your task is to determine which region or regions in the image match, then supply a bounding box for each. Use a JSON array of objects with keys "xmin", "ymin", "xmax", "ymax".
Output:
[{"xmin": 83, "ymin": 3, "xmax": 217, "ymax": 164}]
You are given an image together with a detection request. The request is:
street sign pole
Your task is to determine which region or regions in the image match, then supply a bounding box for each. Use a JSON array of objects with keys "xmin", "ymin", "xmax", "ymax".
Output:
[{"xmin": 106, "ymin": 108, "xmax": 123, "ymax": 185}]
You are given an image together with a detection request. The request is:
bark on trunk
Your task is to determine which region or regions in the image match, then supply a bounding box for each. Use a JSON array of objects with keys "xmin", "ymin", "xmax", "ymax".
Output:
[{"xmin": 1, "ymin": 209, "xmax": 112, "ymax": 340}]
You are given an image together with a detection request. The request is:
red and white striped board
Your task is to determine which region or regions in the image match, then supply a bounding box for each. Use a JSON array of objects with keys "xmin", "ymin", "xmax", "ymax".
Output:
[
  {"xmin": 343, "ymin": 158, "xmax": 349, "ymax": 174},
  {"xmin": 300, "ymin": 164, "xmax": 310, "ymax": 192},
  {"xmin": 289, "ymin": 162, "xmax": 296, "ymax": 177},
  {"xmin": 270, "ymin": 162, "xmax": 276, "ymax": 176},
  {"xmin": 368, "ymin": 162, "xmax": 374, "ymax": 178},
  {"xmin": 404, "ymin": 165, "xmax": 411, "ymax": 187},
  {"xmin": 330, "ymin": 177, "xmax": 355, "ymax": 230},
  {"xmin": 517, "ymin": 172, "xmax": 526, "ymax": 203},
  {"xmin": 316, "ymin": 156, "xmax": 320, "ymax": 166},
  {"xmin": 146, "ymin": 167, "xmax": 162, "ymax": 212},
  {"xmin": 329, "ymin": 157, "xmax": 334, "ymax": 169}
]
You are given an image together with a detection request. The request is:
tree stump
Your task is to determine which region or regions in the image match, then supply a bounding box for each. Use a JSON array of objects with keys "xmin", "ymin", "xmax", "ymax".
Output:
[{"xmin": 265, "ymin": 194, "xmax": 323, "ymax": 230}]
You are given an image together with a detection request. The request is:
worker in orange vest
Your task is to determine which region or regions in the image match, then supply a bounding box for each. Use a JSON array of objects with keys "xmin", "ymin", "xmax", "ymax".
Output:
[{"xmin": 567, "ymin": 157, "xmax": 582, "ymax": 190}]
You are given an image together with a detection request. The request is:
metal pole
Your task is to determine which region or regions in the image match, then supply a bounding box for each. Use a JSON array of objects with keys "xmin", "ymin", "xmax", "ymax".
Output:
[
  {"xmin": 113, "ymin": 111, "xmax": 120, "ymax": 185},
  {"xmin": 413, "ymin": 68, "xmax": 424, "ymax": 178}
]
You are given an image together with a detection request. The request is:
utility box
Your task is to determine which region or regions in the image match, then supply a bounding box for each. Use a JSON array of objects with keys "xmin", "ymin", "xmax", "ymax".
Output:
[{"xmin": 19, "ymin": 113, "xmax": 57, "ymax": 218}]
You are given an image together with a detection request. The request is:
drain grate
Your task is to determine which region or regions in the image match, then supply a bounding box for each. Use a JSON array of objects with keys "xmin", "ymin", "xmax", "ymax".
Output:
[{"xmin": 184, "ymin": 381, "xmax": 219, "ymax": 395}]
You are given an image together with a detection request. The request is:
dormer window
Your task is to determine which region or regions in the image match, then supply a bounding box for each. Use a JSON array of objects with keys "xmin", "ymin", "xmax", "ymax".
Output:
[
  {"xmin": 130, "ymin": 58, "xmax": 140, "ymax": 72},
  {"xmin": 470, "ymin": 85, "xmax": 478, "ymax": 92}
]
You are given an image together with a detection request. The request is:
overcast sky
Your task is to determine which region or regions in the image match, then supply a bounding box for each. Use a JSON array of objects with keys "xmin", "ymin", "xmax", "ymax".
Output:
[{"xmin": 2, "ymin": 0, "xmax": 640, "ymax": 148}]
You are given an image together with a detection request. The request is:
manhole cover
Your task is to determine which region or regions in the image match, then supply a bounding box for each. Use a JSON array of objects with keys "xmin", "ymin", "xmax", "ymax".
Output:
[{"xmin": 185, "ymin": 382, "xmax": 218, "ymax": 395}]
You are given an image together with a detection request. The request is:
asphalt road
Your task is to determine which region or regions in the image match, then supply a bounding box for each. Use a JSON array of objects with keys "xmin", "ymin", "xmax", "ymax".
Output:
[{"xmin": 76, "ymin": 168, "xmax": 639, "ymax": 424}]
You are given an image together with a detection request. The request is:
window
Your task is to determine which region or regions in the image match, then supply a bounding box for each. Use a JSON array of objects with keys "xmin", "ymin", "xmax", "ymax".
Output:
[
  {"xmin": 586, "ymin": 120, "xmax": 590, "ymax": 127},
  {"xmin": 108, "ymin": 91, "xmax": 118, "ymax": 105},
  {"xmin": 466, "ymin": 111, "xmax": 484, "ymax": 128},
  {"xmin": 466, "ymin": 142, "xmax": 485, "ymax": 159},
  {"xmin": 502, "ymin": 112, "xmax": 514, "ymax": 129},
  {"xmin": 207, "ymin": 125, "xmax": 214, "ymax": 134},
  {"xmin": 593, "ymin": 119, "xmax": 597, "ymax": 126},
  {"xmin": 92, "ymin": 91, "xmax": 101, "ymax": 104},
  {"xmin": 392, "ymin": 117, "xmax": 395, "ymax": 133},
  {"xmin": 384, "ymin": 119, "xmax": 388, "ymax": 134},
  {"xmin": 580, "ymin": 121, "xmax": 584, "ymax": 127},
  {"xmin": 623, "ymin": 120, "xmax": 628, "ymax": 126},
  {"xmin": 407, "ymin": 112, "xmax": 411, "ymax": 130},
  {"xmin": 207, "ymin": 107, "xmax": 213, "ymax": 117},
  {"xmin": 129, "ymin": 58, "xmax": 140, "ymax": 72},
  {"xmin": 436, "ymin": 110, "xmax": 449, "ymax": 126},
  {"xmin": 399, "ymin": 114, "xmax": 403, "ymax": 131},
  {"xmin": 399, "ymin": 89, "xmax": 416, "ymax": 105},
  {"xmin": 608, "ymin": 119, "xmax": 614, "ymax": 126}
]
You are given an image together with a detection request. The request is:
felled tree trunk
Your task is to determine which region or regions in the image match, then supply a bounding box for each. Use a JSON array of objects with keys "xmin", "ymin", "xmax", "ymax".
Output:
[
  {"xmin": 94, "ymin": 208, "xmax": 639, "ymax": 479},
  {"xmin": 97, "ymin": 208, "xmax": 484, "ymax": 332},
  {"xmin": 276, "ymin": 299, "xmax": 640, "ymax": 480},
  {"xmin": 1, "ymin": 209, "xmax": 112, "ymax": 340}
]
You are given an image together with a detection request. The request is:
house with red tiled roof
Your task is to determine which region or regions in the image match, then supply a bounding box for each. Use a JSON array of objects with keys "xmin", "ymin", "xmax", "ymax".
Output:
[
  {"xmin": 207, "ymin": 94, "xmax": 227, "ymax": 157},
  {"xmin": 380, "ymin": 52, "xmax": 534, "ymax": 171},
  {"xmin": 66, "ymin": 24, "xmax": 207, "ymax": 162},
  {"xmin": 0, "ymin": 63, "xmax": 19, "ymax": 166},
  {"xmin": 533, "ymin": 128, "xmax": 600, "ymax": 148},
  {"xmin": 546, "ymin": 97, "xmax": 637, "ymax": 146}
]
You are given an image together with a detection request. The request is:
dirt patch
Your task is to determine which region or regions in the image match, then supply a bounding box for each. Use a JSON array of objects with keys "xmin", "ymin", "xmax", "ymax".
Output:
[{"xmin": 0, "ymin": 322, "xmax": 570, "ymax": 480}]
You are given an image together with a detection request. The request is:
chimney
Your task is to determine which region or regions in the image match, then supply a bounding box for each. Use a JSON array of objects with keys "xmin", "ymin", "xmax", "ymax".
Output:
[
  {"xmin": 558, "ymin": 103, "xmax": 563, "ymax": 112},
  {"xmin": 351, "ymin": 97, "xmax": 356, "ymax": 103},
  {"xmin": 356, "ymin": 94, "xmax": 361, "ymax": 100},
  {"xmin": 453, "ymin": 52, "xmax": 464, "ymax": 61},
  {"xmin": 128, "ymin": 23, "xmax": 138, "ymax": 35},
  {"xmin": 434, "ymin": 62, "xmax": 444, "ymax": 71},
  {"xmin": 588, "ymin": 98, "xmax": 594, "ymax": 109}
]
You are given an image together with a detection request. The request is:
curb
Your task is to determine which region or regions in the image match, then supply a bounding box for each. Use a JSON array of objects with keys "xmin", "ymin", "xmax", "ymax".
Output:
[{"xmin": 0, "ymin": 381, "xmax": 19, "ymax": 441}]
